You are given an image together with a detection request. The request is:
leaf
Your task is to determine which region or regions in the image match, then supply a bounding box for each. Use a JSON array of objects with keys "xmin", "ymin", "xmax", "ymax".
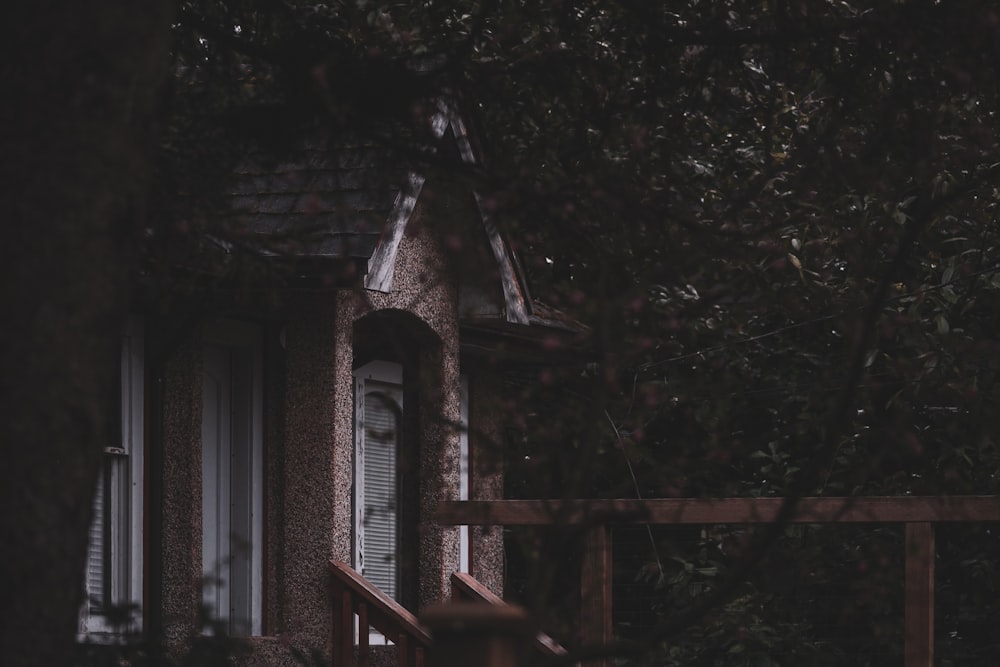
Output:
[
  {"xmin": 935, "ymin": 314, "xmax": 950, "ymax": 335},
  {"xmin": 942, "ymin": 263, "xmax": 955, "ymax": 285}
]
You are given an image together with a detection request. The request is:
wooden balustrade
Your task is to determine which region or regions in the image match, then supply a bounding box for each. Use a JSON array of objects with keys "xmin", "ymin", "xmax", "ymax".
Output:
[{"xmin": 329, "ymin": 560, "xmax": 431, "ymax": 667}]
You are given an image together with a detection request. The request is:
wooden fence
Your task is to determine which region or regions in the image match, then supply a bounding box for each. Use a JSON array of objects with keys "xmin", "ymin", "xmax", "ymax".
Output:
[{"xmin": 437, "ymin": 495, "xmax": 1000, "ymax": 667}]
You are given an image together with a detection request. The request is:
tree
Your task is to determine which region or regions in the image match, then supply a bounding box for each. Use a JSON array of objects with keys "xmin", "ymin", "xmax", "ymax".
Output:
[
  {"xmin": 4, "ymin": 0, "xmax": 1000, "ymax": 664},
  {"xmin": 175, "ymin": 1, "xmax": 1000, "ymax": 660},
  {"xmin": 0, "ymin": 3, "xmax": 173, "ymax": 666},
  {"xmin": 465, "ymin": 2, "xmax": 1000, "ymax": 663}
]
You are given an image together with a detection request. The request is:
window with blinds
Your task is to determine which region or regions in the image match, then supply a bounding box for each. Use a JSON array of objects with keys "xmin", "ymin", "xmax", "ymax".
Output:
[
  {"xmin": 361, "ymin": 390, "xmax": 402, "ymax": 598},
  {"xmin": 354, "ymin": 362, "xmax": 403, "ymax": 602},
  {"xmin": 81, "ymin": 319, "xmax": 144, "ymax": 638}
]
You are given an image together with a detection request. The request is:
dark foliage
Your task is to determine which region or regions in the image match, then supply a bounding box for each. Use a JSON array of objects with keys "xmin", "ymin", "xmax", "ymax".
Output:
[{"xmin": 9, "ymin": 0, "xmax": 1000, "ymax": 664}]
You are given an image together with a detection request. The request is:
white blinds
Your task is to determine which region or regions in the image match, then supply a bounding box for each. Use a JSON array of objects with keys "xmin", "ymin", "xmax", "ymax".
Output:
[
  {"xmin": 81, "ymin": 321, "xmax": 143, "ymax": 636},
  {"xmin": 85, "ymin": 473, "xmax": 107, "ymax": 611},
  {"xmin": 361, "ymin": 389, "xmax": 401, "ymax": 600}
]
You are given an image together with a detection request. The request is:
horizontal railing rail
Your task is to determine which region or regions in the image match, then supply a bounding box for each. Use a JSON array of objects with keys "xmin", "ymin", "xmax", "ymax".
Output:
[{"xmin": 437, "ymin": 495, "xmax": 1000, "ymax": 526}]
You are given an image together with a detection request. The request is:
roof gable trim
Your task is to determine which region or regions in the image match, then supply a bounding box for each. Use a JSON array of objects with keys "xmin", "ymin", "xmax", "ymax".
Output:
[
  {"xmin": 476, "ymin": 195, "xmax": 529, "ymax": 325},
  {"xmin": 432, "ymin": 99, "xmax": 475, "ymax": 165},
  {"xmin": 365, "ymin": 98, "xmax": 532, "ymax": 325},
  {"xmin": 364, "ymin": 171, "xmax": 425, "ymax": 293}
]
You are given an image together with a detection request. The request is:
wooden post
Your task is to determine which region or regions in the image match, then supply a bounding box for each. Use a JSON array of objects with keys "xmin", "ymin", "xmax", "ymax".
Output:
[
  {"xmin": 580, "ymin": 525, "xmax": 612, "ymax": 667},
  {"xmin": 904, "ymin": 522, "xmax": 934, "ymax": 667},
  {"xmin": 329, "ymin": 582, "xmax": 341, "ymax": 665},
  {"xmin": 422, "ymin": 602, "xmax": 530, "ymax": 667},
  {"xmin": 398, "ymin": 634, "xmax": 409, "ymax": 667},
  {"xmin": 340, "ymin": 589, "xmax": 354, "ymax": 667},
  {"xmin": 358, "ymin": 602, "xmax": 369, "ymax": 667}
]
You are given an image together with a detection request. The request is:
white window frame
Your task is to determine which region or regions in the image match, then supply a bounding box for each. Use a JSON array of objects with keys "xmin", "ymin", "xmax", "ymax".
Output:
[
  {"xmin": 202, "ymin": 321, "xmax": 263, "ymax": 637},
  {"xmin": 352, "ymin": 363, "xmax": 470, "ymax": 642},
  {"xmin": 80, "ymin": 318, "xmax": 144, "ymax": 640},
  {"xmin": 459, "ymin": 375, "xmax": 470, "ymax": 573},
  {"xmin": 353, "ymin": 361, "xmax": 404, "ymax": 595},
  {"xmin": 353, "ymin": 361, "xmax": 404, "ymax": 645}
]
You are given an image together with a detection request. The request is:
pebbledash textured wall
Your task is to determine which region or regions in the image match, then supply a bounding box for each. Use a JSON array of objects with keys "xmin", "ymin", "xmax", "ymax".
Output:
[
  {"xmin": 358, "ymin": 206, "xmax": 465, "ymax": 611},
  {"xmin": 156, "ymin": 200, "xmax": 504, "ymax": 665},
  {"xmin": 158, "ymin": 331, "xmax": 205, "ymax": 653}
]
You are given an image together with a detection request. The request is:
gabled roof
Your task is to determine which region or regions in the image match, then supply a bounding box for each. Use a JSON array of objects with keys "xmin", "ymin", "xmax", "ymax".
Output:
[{"xmin": 223, "ymin": 99, "xmax": 534, "ymax": 325}]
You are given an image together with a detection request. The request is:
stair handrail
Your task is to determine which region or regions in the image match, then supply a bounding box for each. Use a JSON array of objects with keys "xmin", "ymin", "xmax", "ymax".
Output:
[
  {"xmin": 451, "ymin": 571, "xmax": 569, "ymax": 660},
  {"xmin": 330, "ymin": 559, "xmax": 431, "ymax": 667}
]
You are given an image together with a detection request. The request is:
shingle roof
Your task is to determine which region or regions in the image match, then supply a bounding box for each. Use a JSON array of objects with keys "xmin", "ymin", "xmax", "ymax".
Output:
[{"xmin": 224, "ymin": 137, "xmax": 408, "ymax": 261}]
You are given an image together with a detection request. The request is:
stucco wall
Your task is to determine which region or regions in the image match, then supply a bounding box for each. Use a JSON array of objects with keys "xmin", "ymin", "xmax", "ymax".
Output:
[
  {"xmin": 468, "ymin": 370, "xmax": 506, "ymax": 597},
  {"xmin": 278, "ymin": 295, "xmax": 344, "ymax": 652},
  {"xmin": 159, "ymin": 332, "xmax": 204, "ymax": 654},
  {"xmin": 352, "ymin": 209, "xmax": 464, "ymax": 609}
]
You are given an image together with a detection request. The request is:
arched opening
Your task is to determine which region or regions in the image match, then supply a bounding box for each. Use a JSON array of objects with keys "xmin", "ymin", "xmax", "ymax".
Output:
[{"xmin": 352, "ymin": 310, "xmax": 443, "ymax": 611}]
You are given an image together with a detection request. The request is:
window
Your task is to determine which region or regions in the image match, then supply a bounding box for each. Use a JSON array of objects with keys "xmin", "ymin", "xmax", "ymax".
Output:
[
  {"xmin": 81, "ymin": 319, "xmax": 144, "ymax": 638},
  {"xmin": 353, "ymin": 362, "xmax": 472, "ymax": 594},
  {"xmin": 354, "ymin": 361, "xmax": 404, "ymax": 601},
  {"xmin": 202, "ymin": 322, "xmax": 263, "ymax": 636},
  {"xmin": 459, "ymin": 376, "xmax": 470, "ymax": 573}
]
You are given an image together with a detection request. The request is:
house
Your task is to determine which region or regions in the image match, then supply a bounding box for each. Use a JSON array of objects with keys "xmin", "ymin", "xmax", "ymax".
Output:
[{"xmin": 78, "ymin": 100, "xmax": 564, "ymax": 663}]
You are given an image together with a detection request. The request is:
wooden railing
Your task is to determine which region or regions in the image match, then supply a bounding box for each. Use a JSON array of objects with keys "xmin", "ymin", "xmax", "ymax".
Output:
[
  {"xmin": 329, "ymin": 560, "xmax": 431, "ymax": 667},
  {"xmin": 450, "ymin": 572, "xmax": 569, "ymax": 662},
  {"xmin": 437, "ymin": 495, "xmax": 1000, "ymax": 667}
]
